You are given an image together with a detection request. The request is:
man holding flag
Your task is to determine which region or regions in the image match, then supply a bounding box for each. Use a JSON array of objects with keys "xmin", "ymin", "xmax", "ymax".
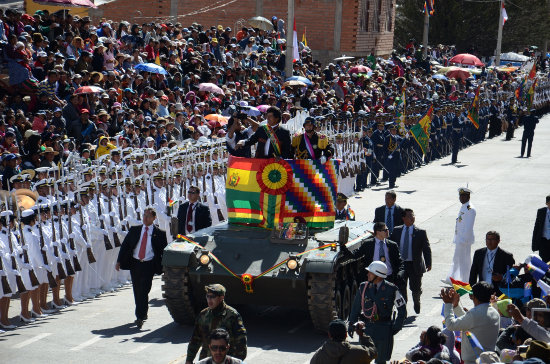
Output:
[{"xmin": 440, "ymin": 282, "xmax": 500, "ymax": 364}]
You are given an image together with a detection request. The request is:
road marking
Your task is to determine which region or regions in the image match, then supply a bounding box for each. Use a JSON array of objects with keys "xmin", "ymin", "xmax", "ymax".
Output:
[
  {"xmin": 129, "ymin": 337, "xmax": 162, "ymax": 354},
  {"xmin": 14, "ymin": 333, "xmax": 52, "ymax": 349},
  {"xmin": 245, "ymin": 345, "xmax": 273, "ymax": 361},
  {"xmin": 258, "ymin": 306, "xmax": 277, "ymax": 316},
  {"xmin": 70, "ymin": 336, "xmax": 102, "ymax": 351},
  {"xmin": 288, "ymin": 321, "xmax": 309, "ymax": 334}
]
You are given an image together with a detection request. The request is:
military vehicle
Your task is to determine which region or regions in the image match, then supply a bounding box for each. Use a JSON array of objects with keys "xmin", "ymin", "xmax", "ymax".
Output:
[{"xmin": 162, "ymin": 219, "xmax": 373, "ymax": 331}]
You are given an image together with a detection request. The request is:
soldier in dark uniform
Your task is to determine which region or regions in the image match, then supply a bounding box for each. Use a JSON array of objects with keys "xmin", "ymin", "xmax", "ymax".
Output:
[
  {"xmin": 335, "ymin": 193, "xmax": 355, "ymax": 221},
  {"xmin": 370, "ymin": 121, "xmax": 386, "ymax": 185},
  {"xmin": 488, "ymin": 99, "xmax": 501, "ymax": 139},
  {"xmin": 384, "ymin": 125, "xmax": 403, "ymax": 189},
  {"xmin": 451, "ymin": 105, "xmax": 464, "ymax": 164},
  {"xmin": 429, "ymin": 107, "xmax": 441, "ymax": 161},
  {"xmin": 291, "ymin": 116, "xmax": 334, "ymax": 160},
  {"xmin": 505, "ymin": 97, "xmax": 518, "ymax": 141},
  {"xmin": 520, "ymin": 108, "xmax": 539, "ymax": 158},
  {"xmin": 347, "ymin": 261, "xmax": 407, "ymax": 364},
  {"xmin": 357, "ymin": 126, "xmax": 374, "ymax": 190},
  {"xmin": 186, "ymin": 284, "xmax": 247, "ymax": 364}
]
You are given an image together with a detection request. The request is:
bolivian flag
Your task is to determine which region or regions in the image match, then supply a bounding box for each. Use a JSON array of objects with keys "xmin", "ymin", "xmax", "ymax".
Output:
[
  {"xmin": 450, "ymin": 277, "xmax": 472, "ymax": 296},
  {"xmin": 410, "ymin": 105, "xmax": 433, "ymax": 155},
  {"xmin": 226, "ymin": 157, "xmax": 265, "ymax": 225}
]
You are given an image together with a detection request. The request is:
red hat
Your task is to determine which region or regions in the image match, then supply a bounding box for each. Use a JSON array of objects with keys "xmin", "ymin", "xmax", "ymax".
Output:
[
  {"xmin": 81, "ymin": 109, "xmax": 90, "ymax": 114},
  {"xmin": 161, "ymin": 95, "xmax": 169, "ymax": 100}
]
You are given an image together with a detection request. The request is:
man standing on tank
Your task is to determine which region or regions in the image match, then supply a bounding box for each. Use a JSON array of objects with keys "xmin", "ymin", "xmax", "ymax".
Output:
[{"xmin": 186, "ymin": 284, "xmax": 247, "ymax": 364}]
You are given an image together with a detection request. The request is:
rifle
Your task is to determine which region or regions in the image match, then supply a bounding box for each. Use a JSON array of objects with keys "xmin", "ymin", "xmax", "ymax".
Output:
[
  {"xmin": 115, "ymin": 170, "xmax": 127, "ymax": 232},
  {"xmin": 14, "ymin": 213, "xmax": 40, "ymax": 287},
  {"xmin": 55, "ymin": 186, "xmax": 76, "ymax": 276},
  {"xmin": 50, "ymin": 204, "xmax": 67, "ymax": 280},
  {"xmin": 78, "ymin": 203, "xmax": 96, "ymax": 264},
  {"xmin": 210, "ymin": 170, "xmax": 225, "ymax": 222},
  {"xmin": 107, "ymin": 192, "xmax": 122, "ymax": 248},
  {"xmin": 66, "ymin": 210, "xmax": 82, "ymax": 272},
  {"xmin": 96, "ymin": 185, "xmax": 113, "ymax": 250},
  {"xmin": 7, "ymin": 225, "xmax": 27, "ymax": 293},
  {"xmin": 37, "ymin": 210, "xmax": 58, "ymax": 288}
]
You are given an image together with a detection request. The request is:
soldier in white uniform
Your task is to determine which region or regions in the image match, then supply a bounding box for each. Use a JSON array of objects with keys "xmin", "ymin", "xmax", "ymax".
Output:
[
  {"xmin": 446, "ymin": 187, "xmax": 477, "ymax": 283},
  {"xmin": 0, "ymin": 211, "xmax": 20, "ymax": 328}
]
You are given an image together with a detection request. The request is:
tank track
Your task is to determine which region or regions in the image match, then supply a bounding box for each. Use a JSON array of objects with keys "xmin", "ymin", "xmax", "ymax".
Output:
[
  {"xmin": 307, "ymin": 259, "xmax": 362, "ymax": 332},
  {"xmin": 162, "ymin": 266, "xmax": 197, "ymax": 325}
]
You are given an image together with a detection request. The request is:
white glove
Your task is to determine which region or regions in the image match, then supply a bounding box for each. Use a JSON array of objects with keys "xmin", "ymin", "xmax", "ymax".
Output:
[
  {"xmin": 81, "ymin": 224, "xmax": 89, "ymax": 231},
  {"xmin": 69, "ymin": 233, "xmax": 76, "ymax": 240},
  {"xmin": 24, "ymin": 263, "xmax": 33, "ymax": 270},
  {"xmin": 388, "ymin": 155, "xmax": 393, "ymax": 159},
  {"xmin": 56, "ymin": 257, "xmax": 62, "ymax": 263},
  {"xmin": 320, "ymin": 156, "xmax": 327, "ymax": 164},
  {"xmin": 85, "ymin": 243, "xmax": 92, "ymax": 249},
  {"xmin": 42, "ymin": 245, "xmax": 49, "ymax": 252},
  {"xmin": 102, "ymin": 229, "xmax": 109, "ymax": 236},
  {"xmin": 21, "ymin": 245, "xmax": 29, "ymax": 251},
  {"xmin": 0, "ymin": 269, "xmax": 5, "ymax": 277},
  {"xmin": 109, "ymin": 211, "xmax": 116, "ymax": 217},
  {"xmin": 12, "ymin": 269, "xmax": 20, "ymax": 276},
  {"xmin": 44, "ymin": 264, "xmax": 52, "ymax": 272}
]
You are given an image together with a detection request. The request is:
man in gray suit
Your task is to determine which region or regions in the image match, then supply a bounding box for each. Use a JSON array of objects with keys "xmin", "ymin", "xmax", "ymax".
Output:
[{"xmin": 440, "ymin": 282, "xmax": 500, "ymax": 364}]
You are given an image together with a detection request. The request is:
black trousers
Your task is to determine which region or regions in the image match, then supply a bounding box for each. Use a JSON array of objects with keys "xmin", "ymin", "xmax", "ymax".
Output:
[
  {"xmin": 399, "ymin": 261, "xmax": 423, "ymax": 302},
  {"xmin": 521, "ymin": 132, "xmax": 534, "ymax": 157},
  {"xmin": 130, "ymin": 259, "xmax": 155, "ymax": 320},
  {"xmin": 539, "ymin": 238, "xmax": 550, "ymax": 263}
]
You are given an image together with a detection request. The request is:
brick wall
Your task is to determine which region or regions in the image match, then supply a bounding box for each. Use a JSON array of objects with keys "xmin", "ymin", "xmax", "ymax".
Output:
[{"xmin": 90, "ymin": 0, "xmax": 395, "ymax": 63}]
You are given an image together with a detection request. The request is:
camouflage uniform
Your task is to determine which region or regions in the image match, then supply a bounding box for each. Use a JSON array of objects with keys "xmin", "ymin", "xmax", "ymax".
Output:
[{"xmin": 186, "ymin": 302, "xmax": 247, "ymax": 361}]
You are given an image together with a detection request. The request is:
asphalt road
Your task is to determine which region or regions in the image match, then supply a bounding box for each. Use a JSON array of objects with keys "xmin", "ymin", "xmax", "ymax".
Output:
[{"xmin": 1, "ymin": 117, "xmax": 548, "ymax": 363}]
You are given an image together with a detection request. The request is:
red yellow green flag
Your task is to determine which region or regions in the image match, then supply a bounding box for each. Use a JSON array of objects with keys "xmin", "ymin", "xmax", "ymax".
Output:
[
  {"xmin": 450, "ymin": 277, "xmax": 472, "ymax": 296},
  {"xmin": 467, "ymin": 86, "xmax": 480, "ymax": 129},
  {"xmin": 410, "ymin": 105, "xmax": 433, "ymax": 155}
]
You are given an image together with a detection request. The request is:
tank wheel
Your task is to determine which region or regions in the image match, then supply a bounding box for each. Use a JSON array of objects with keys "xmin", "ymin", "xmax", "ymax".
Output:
[
  {"xmin": 307, "ymin": 273, "xmax": 337, "ymax": 332},
  {"xmin": 342, "ymin": 284, "xmax": 352, "ymax": 320},
  {"xmin": 162, "ymin": 266, "xmax": 197, "ymax": 325},
  {"xmin": 335, "ymin": 288, "xmax": 343, "ymax": 320}
]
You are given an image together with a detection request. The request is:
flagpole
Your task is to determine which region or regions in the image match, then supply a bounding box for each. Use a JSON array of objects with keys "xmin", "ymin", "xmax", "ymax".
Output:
[
  {"xmin": 422, "ymin": 10, "xmax": 429, "ymax": 58},
  {"xmin": 495, "ymin": 0, "xmax": 504, "ymax": 66},
  {"xmin": 285, "ymin": 0, "xmax": 295, "ymax": 78}
]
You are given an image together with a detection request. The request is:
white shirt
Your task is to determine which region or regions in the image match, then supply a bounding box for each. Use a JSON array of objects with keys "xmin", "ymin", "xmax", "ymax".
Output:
[
  {"xmin": 400, "ymin": 225, "xmax": 414, "ymax": 261},
  {"xmin": 185, "ymin": 202, "xmax": 197, "ymax": 234},
  {"xmin": 133, "ymin": 224, "xmax": 154, "ymax": 261},
  {"xmin": 544, "ymin": 208, "xmax": 550, "ymax": 239},
  {"xmin": 373, "ymin": 238, "xmax": 392, "ymax": 276},
  {"xmin": 482, "ymin": 247, "xmax": 498, "ymax": 282}
]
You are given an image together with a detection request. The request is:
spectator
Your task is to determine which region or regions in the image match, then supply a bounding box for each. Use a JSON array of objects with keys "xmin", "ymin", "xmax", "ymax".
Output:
[{"xmin": 196, "ymin": 329, "xmax": 243, "ymax": 364}]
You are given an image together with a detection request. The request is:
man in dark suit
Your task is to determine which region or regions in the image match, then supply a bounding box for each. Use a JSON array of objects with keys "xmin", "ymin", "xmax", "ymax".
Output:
[
  {"xmin": 236, "ymin": 106, "xmax": 292, "ymax": 159},
  {"xmin": 532, "ymin": 195, "xmax": 550, "ymax": 262},
  {"xmin": 469, "ymin": 231, "xmax": 515, "ymax": 295},
  {"xmin": 390, "ymin": 208, "xmax": 431, "ymax": 314},
  {"xmin": 340, "ymin": 222, "xmax": 404, "ymax": 285},
  {"xmin": 116, "ymin": 207, "xmax": 168, "ymax": 328},
  {"xmin": 177, "ymin": 185, "xmax": 213, "ymax": 236},
  {"xmin": 373, "ymin": 190, "xmax": 404, "ymax": 234}
]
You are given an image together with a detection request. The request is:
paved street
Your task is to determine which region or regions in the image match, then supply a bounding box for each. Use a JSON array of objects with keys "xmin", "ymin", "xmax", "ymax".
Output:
[{"xmin": 1, "ymin": 117, "xmax": 548, "ymax": 363}]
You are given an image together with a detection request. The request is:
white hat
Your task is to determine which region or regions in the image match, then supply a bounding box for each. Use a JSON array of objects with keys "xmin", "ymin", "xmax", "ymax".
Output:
[
  {"xmin": 366, "ymin": 261, "xmax": 388, "ymax": 278},
  {"xmin": 22, "ymin": 209, "xmax": 35, "ymax": 218},
  {"xmin": 458, "ymin": 187, "xmax": 472, "ymax": 194},
  {"xmin": 0, "ymin": 211, "xmax": 13, "ymax": 217}
]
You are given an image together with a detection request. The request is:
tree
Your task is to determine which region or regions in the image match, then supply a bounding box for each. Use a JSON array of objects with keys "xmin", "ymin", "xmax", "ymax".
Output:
[{"xmin": 394, "ymin": 0, "xmax": 550, "ymax": 58}]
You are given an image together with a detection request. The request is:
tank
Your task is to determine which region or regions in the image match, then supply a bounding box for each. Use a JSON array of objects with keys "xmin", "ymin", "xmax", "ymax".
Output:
[{"xmin": 161, "ymin": 219, "xmax": 373, "ymax": 331}]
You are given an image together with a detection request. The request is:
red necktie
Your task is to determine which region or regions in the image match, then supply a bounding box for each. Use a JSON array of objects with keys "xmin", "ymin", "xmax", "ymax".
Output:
[
  {"xmin": 138, "ymin": 226, "xmax": 148, "ymax": 260},
  {"xmin": 186, "ymin": 203, "xmax": 194, "ymax": 233}
]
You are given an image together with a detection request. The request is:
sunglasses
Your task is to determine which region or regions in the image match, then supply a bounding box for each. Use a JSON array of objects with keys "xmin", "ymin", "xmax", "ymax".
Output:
[
  {"xmin": 188, "ymin": 191, "xmax": 199, "ymax": 194},
  {"xmin": 209, "ymin": 345, "xmax": 228, "ymax": 352}
]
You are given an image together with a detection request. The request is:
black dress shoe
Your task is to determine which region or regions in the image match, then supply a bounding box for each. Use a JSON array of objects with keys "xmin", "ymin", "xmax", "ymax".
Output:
[
  {"xmin": 414, "ymin": 300, "xmax": 421, "ymax": 314},
  {"xmin": 135, "ymin": 319, "xmax": 143, "ymax": 329}
]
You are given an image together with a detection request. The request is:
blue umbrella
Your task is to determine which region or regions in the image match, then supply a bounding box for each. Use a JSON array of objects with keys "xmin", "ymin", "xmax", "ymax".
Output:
[
  {"xmin": 286, "ymin": 76, "xmax": 312, "ymax": 86},
  {"xmin": 134, "ymin": 63, "xmax": 168, "ymax": 75},
  {"xmin": 432, "ymin": 74, "xmax": 448, "ymax": 80}
]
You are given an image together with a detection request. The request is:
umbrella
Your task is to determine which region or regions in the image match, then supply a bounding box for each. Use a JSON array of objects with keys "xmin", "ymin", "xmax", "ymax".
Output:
[
  {"xmin": 33, "ymin": 0, "xmax": 97, "ymax": 8},
  {"xmin": 75, "ymin": 86, "xmax": 104, "ymax": 94},
  {"xmin": 248, "ymin": 16, "xmax": 273, "ymax": 31},
  {"xmin": 446, "ymin": 68, "xmax": 472, "ymax": 80},
  {"xmin": 257, "ymin": 105, "xmax": 271, "ymax": 113},
  {"xmin": 283, "ymin": 80, "xmax": 307, "ymax": 87},
  {"xmin": 286, "ymin": 76, "xmax": 312, "ymax": 86},
  {"xmin": 334, "ymin": 55, "xmax": 355, "ymax": 61},
  {"xmin": 449, "ymin": 53, "xmax": 484, "ymax": 67},
  {"xmin": 205, "ymin": 114, "xmax": 229, "ymax": 125},
  {"xmin": 348, "ymin": 65, "xmax": 371, "ymax": 74},
  {"xmin": 432, "ymin": 74, "xmax": 448, "ymax": 80},
  {"xmin": 134, "ymin": 63, "xmax": 168, "ymax": 75},
  {"xmin": 242, "ymin": 106, "xmax": 261, "ymax": 117},
  {"xmin": 198, "ymin": 83, "xmax": 224, "ymax": 95}
]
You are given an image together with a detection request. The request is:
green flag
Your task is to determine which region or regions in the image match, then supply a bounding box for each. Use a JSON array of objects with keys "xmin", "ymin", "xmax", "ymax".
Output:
[{"xmin": 410, "ymin": 106, "xmax": 433, "ymax": 155}]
